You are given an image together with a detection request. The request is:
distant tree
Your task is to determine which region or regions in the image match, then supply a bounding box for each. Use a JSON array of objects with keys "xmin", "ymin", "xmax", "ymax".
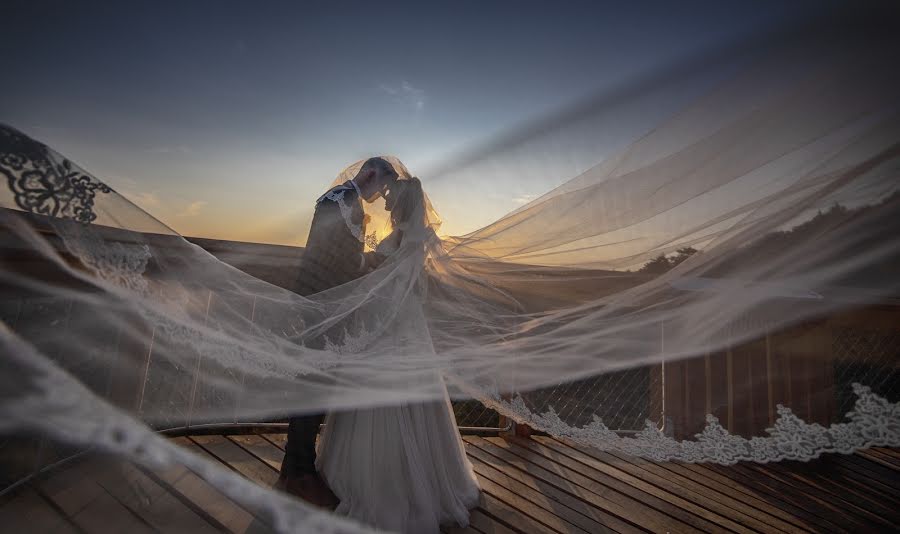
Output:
[
  {"xmin": 670, "ymin": 247, "xmax": 698, "ymax": 268},
  {"xmin": 704, "ymin": 190, "xmax": 899, "ymax": 280},
  {"xmin": 638, "ymin": 254, "xmax": 672, "ymax": 274},
  {"xmin": 638, "ymin": 246, "xmax": 698, "ymax": 274}
]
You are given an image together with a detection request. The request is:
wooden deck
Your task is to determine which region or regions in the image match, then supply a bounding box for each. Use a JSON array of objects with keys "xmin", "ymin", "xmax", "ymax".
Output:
[{"xmin": 1, "ymin": 432, "xmax": 898, "ymax": 533}]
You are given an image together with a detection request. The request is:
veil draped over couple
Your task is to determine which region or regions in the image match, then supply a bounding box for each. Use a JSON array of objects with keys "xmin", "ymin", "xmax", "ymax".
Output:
[
  {"xmin": 276, "ymin": 157, "xmax": 480, "ymax": 532},
  {"xmin": 2, "ymin": 9, "xmax": 900, "ymax": 534}
]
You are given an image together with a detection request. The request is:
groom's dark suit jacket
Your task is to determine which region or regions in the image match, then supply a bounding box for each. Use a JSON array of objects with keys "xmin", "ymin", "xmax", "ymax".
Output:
[
  {"xmin": 282, "ymin": 181, "xmax": 368, "ymax": 478},
  {"xmin": 295, "ymin": 181, "xmax": 367, "ymax": 297}
]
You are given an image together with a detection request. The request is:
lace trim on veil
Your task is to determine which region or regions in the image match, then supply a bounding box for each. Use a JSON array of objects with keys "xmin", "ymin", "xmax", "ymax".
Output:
[{"xmin": 477, "ymin": 382, "xmax": 900, "ymax": 464}]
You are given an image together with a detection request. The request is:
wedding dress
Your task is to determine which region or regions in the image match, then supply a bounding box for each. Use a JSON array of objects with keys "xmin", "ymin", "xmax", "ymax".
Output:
[{"xmin": 314, "ymin": 228, "xmax": 481, "ymax": 534}]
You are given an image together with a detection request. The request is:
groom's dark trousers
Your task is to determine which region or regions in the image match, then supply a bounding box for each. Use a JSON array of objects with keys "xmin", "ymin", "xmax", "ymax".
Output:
[{"xmin": 282, "ymin": 182, "xmax": 367, "ymax": 477}]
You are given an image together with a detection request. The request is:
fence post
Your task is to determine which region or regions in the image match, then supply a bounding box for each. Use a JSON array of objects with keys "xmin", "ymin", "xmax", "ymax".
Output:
[{"xmin": 186, "ymin": 289, "xmax": 213, "ymax": 429}]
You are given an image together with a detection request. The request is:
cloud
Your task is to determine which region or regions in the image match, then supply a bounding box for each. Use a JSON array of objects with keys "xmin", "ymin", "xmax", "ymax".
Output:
[
  {"xmin": 511, "ymin": 193, "xmax": 539, "ymax": 205},
  {"xmin": 122, "ymin": 190, "xmax": 162, "ymax": 209},
  {"xmin": 379, "ymin": 81, "xmax": 426, "ymax": 112},
  {"xmin": 178, "ymin": 200, "xmax": 208, "ymax": 217}
]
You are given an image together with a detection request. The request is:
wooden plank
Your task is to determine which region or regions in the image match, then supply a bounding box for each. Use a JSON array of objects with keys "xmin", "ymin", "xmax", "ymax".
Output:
[
  {"xmin": 476, "ymin": 491, "xmax": 560, "ymax": 534},
  {"xmin": 465, "ymin": 442, "xmax": 641, "ymax": 534},
  {"xmin": 443, "ymin": 525, "xmax": 482, "ymax": 534},
  {"xmin": 576, "ymin": 443, "xmax": 805, "ymax": 533},
  {"xmin": 32, "ymin": 459, "xmax": 106, "ymax": 517},
  {"xmin": 857, "ymin": 448, "xmax": 900, "ymax": 471},
  {"xmin": 513, "ymin": 436, "xmax": 744, "ymax": 534},
  {"xmin": 821, "ymin": 465, "xmax": 900, "ymax": 508},
  {"xmin": 467, "ymin": 437, "xmax": 655, "ymax": 532},
  {"xmin": 262, "ymin": 434, "xmax": 635, "ymax": 532},
  {"xmin": 676, "ymin": 462, "xmax": 851, "ymax": 533},
  {"xmin": 466, "ymin": 442, "xmax": 642, "ymax": 533},
  {"xmin": 472, "ymin": 437, "xmax": 701, "ymax": 534},
  {"xmin": 747, "ymin": 459, "xmax": 900, "ymax": 523},
  {"xmin": 262, "ymin": 433, "xmax": 287, "ymax": 450},
  {"xmin": 741, "ymin": 463, "xmax": 897, "ymax": 530},
  {"xmin": 466, "ymin": 508, "xmax": 518, "ymax": 534},
  {"xmin": 164, "ymin": 436, "xmax": 271, "ymax": 533},
  {"xmin": 476, "ymin": 472, "xmax": 591, "ymax": 533},
  {"xmin": 872, "ymin": 447, "xmax": 900, "ymax": 460},
  {"xmin": 0, "ymin": 436, "xmax": 44, "ymax": 489},
  {"xmin": 190, "ymin": 435, "xmax": 279, "ymax": 486},
  {"xmin": 827, "ymin": 452, "xmax": 900, "ymax": 500},
  {"xmin": 227, "ymin": 434, "xmax": 283, "ymax": 471},
  {"xmin": 0, "ymin": 487, "xmax": 81, "ymax": 533},
  {"xmin": 724, "ymin": 459, "xmax": 889, "ymax": 531},
  {"xmin": 701, "ymin": 462, "xmax": 863, "ymax": 532},
  {"xmin": 650, "ymin": 460, "xmax": 816, "ymax": 532},
  {"xmin": 830, "ymin": 454, "xmax": 900, "ymax": 495},
  {"xmin": 67, "ymin": 486, "xmax": 156, "ymax": 534},
  {"xmin": 154, "ymin": 464, "xmax": 267, "ymax": 533},
  {"xmin": 30, "ymin": 456, "xmax": 219, "ymax": 533},
  {"xmin": 838, "ymin": 453, "xmax": 900, "ymax": 492},
  {"xmin": 92, "ymin": 460, "xmax": 221, "ymax": 534}
]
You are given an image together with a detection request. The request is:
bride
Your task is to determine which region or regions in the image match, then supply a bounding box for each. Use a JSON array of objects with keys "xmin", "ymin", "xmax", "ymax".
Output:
[{"xmin": 313, "ymin": 176, "xmax": 481, "ymax": 533}]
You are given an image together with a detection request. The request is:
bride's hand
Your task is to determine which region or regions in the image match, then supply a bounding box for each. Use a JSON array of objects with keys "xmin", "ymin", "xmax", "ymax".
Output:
[{"xmin": 363, "ymin": 251, "xmax": 384, "ymax": 273}]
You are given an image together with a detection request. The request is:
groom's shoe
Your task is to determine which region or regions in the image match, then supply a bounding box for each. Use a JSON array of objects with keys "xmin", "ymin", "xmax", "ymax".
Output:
[{"xmin": 274, "ymin": 472, "xmax": 340, "ymax": 510}]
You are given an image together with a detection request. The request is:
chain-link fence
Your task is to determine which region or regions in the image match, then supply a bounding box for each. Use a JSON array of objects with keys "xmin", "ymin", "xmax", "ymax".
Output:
[
  {"xmin": 833, "ymin": 326, "xmax": 900, "ymax": 415},
  {"xmin": 452, "ymin": 400, "xmax": 502, "ymax": 429},
  {"xmin": 451, "ymin": 365, "xmax": 663, "ymax": 432},
  {"xmin": 521, "ymin": 366, "xmax": 662, "ymax": 431},
  {"xmin": 456, "ymin": 323, "xmax": 900, "ymax": 432}
]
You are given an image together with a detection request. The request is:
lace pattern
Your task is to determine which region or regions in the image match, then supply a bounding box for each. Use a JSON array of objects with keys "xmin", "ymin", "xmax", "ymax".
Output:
[
  {"xmin": 1, "ymin": 125, "xmax": 112, "ymax": 224},
  {"xmin": 478, "ymin": 382, "xmax": 900, "ymax": 464},
  {"xmin": 57, "ymin": 225, "xmax": 152, "ymax": 294},
  {"xmin": 319, "ymin": 187, "xmax": 363, "ymax": 242},
  {"xmin": 324, "ymin": 324, "xmax": 380, "ymax": 355}
]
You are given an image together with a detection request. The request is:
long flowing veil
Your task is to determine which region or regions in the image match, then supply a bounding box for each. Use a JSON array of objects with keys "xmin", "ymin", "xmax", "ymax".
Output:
[{"xmin": 2, "ymin": 7, "xmax": 900, "ymax": 533}]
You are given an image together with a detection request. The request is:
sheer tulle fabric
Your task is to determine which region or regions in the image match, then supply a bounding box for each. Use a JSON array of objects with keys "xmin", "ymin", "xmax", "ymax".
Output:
[
  {"xmin": 1, "ymin": 10, "xmax": 900, "ymax": 533},
  {"xmin": 316, "ymin": 394, "xmax": 480, "ymax": 533},
  {"xmin": 315, "ymin": 243, "xmax": 480, "ymax": 533}
]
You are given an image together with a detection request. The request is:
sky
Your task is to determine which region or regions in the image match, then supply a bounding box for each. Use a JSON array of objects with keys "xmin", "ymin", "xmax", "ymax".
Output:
[{"xmin": 0, "ymin": 0, "xmax": 825, "ymax": 244}]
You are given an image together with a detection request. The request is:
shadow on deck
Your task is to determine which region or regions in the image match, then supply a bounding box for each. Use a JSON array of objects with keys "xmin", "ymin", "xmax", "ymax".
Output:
[{"xmin": 1, "ymin": 432, "xmax": 898, "ymax": 533}]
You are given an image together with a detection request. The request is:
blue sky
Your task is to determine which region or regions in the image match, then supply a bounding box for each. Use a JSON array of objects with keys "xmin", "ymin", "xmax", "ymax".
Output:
[{"xmin": 1, "ymin": 0, "xmax": 823, "ymax": 243}]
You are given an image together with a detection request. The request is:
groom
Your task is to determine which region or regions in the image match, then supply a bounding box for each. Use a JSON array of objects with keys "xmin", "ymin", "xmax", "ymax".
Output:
[{"xmin": 276, "ymin": 157, "xmax": 399, "ymax": 507}]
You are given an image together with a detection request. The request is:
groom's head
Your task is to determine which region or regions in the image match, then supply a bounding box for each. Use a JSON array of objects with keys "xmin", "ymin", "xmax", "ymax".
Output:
[{"xmin": 354, "ymin": 157, "xmax": 399, "ymax": 203}]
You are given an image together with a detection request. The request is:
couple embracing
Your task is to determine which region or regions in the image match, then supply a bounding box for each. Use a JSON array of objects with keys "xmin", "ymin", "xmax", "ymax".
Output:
[{"xmin": 275, "ymin": 157, "xmax": 480, "ymax": 533}]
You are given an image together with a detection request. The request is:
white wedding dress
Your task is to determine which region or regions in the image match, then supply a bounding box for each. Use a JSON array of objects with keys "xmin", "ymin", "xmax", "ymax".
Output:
[{"xmin": 314, "ymin": 230, "xmax": 481, "ymax": 533}]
